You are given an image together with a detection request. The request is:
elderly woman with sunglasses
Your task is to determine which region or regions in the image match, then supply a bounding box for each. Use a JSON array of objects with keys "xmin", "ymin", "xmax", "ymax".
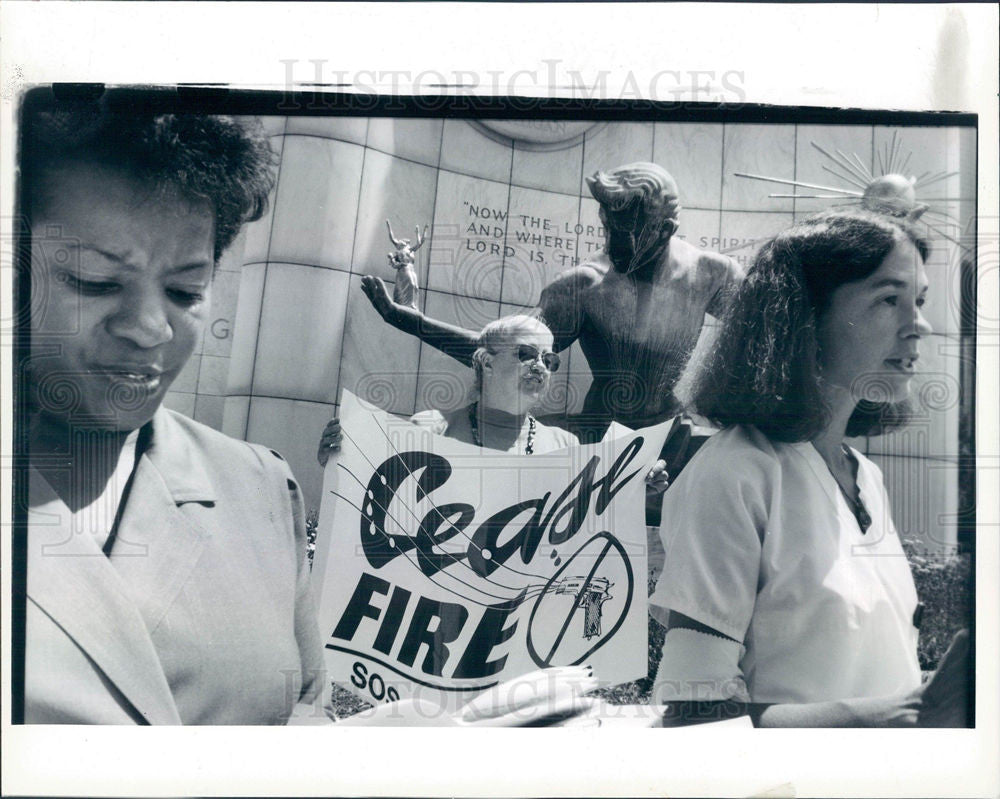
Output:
[
  {"xmin": 320, "ymin": 314, "xmax": 669, "ymax": 489},
  {"xmin": 409, "ymin": 314, "xmax": 577, "ymax": 454}
]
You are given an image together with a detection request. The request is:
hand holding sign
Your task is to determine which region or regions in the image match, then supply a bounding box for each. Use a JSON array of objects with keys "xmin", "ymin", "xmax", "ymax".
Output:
[
  {"xmin": 645, "ymin": 459, "xmax": 670, "ymax": 495},
  {"xmin": 317, "ymin": 417, "xmax": 342, "ymax": 467}
]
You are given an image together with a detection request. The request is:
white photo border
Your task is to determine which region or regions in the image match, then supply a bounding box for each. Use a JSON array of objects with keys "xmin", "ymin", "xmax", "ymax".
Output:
[{"xmin": 2, "ymin": 3, "xmax": 997, "ymax": 797}]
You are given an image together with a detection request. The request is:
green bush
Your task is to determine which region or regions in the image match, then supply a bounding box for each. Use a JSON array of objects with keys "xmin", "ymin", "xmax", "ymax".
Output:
[
  {"xmin": 901, "ymin": 539, "xmax": 972, "ymax": 672},
  {"xmin": 305, "ymin": 508, "xmax": 319, "ymax": 568}
]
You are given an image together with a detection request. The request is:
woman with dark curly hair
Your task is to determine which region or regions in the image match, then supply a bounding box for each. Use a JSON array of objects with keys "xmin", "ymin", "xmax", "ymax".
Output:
[
  {"xmin": 649, "ymin": 209, "xmax": 969, "ymax": 727},
  {"xmin": 20, "ymin": 106, "xmax": 321, "ymax": 725},
  {"xmin": 21, "ymin": 101, "xmax": 601, "ymax": 727}
]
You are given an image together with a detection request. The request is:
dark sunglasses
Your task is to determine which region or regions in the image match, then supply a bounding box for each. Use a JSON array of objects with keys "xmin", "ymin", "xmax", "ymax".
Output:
[{"xmin": 515, "ymin": 344, "xmax": 560, "ymax": 372}]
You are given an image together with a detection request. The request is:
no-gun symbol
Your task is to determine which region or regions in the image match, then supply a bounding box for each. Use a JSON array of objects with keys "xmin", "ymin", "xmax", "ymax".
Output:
[
  {"xmin": 553, "ymin": 576, "xmax": 613, "ymax": 640},
  {"xmin": 526, "ymin": 532, "xmax": 634, "ymax": 668}
]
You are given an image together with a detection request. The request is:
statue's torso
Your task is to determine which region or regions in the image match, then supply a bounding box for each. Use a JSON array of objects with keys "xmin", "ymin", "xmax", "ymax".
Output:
[{"xmin": 569, "ymin": 242, "xmax": 734, "ymax": 424}]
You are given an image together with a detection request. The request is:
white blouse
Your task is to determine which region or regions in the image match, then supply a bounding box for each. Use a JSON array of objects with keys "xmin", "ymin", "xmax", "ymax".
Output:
[
  {"xmin": 409, "ymin": 407, "xmax": 579, "ymax": 454},
  {"xmin": 650, "ymin": 425, "xmax": 922, "ymax": 704}
]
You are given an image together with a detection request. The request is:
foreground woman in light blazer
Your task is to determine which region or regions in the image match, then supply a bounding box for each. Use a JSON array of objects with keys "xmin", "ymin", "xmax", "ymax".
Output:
[
  {"xmin": 21, "ymin": 102, "xmax": 593, "ymax": 726},
  {"xmin": 21, "ymin": 107, "xmax": 328, "ymax": 724}
]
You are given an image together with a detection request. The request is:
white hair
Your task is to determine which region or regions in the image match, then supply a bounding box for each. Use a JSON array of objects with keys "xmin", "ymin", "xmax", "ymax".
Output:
[{"xmin": 471, "ymin": 314, "xmax": 552, "ymax": 393}]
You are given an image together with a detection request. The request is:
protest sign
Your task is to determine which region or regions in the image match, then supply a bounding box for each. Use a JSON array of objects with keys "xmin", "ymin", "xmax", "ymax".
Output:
[{"xmin": 314, "ymin": 391, "xmax": 669, "ymax": 712}]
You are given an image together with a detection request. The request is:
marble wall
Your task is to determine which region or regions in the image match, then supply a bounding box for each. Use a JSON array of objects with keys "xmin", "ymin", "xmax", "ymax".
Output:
[{"xmin": 162, "ymin": 116, "xmax": 975, "ymax": 553}]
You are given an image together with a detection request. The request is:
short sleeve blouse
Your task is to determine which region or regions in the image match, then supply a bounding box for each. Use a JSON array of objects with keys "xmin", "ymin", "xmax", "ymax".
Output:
[
  {"xmin": 408, "ymin": 408, "xmax": 579, "ymax": 454},
  {"xmin": 649, "ymin": 425, "xmax": 921, "ymax": 704}
]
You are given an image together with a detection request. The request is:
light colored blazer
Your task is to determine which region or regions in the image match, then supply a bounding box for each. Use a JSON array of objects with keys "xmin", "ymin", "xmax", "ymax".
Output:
[{"xmin": 25, "ymin": 408, "xmax": 326, "ymax": 725}]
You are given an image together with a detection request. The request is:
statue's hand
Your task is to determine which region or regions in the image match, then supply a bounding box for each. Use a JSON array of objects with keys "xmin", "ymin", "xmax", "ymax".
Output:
[{"xmin": 361, "ymin": 274, "xmax": 397, "ymax": 321}]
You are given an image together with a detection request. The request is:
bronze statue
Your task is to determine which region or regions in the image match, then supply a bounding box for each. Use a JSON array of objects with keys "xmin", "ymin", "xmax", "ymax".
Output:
[
  {"xmin": 362, "ymin": 163, "xmax": 742, "ymax": 441},
  {"xmin": 385, "ymin": 219, "xmax": 428, "ymax": 310}
]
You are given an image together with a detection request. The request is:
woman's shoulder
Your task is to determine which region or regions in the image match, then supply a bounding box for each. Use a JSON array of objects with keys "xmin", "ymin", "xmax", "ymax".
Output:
[
  {"xmin": 156, "ymin": 407, "xmax": 293, "ymax": 483},
  {"xmin": 533, "ymin": 419, "xmax": 580, "ymax": 452},
  {"xmin": 675, "ymin": 425, "xmax": 793, "ymax": 489},
  {"xmin": 156, "ymin": 409, "xmax": 303, "ymax": 542},
  {"xmin": 694, "ymin": 424, "xmax": 784, "ymax": 462},
  {"xmin": 408, "ymin": 408, "xmax": 453, "ymax": 436},
  {"xmin": 157, "ymin": 406, "xmax": 251, "ymax": 453}
]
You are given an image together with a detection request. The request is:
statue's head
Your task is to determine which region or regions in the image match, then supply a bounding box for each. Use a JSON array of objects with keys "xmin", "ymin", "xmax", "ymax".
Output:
[{"xmin": 585, "ymin": 162, "xmax": 681, "ymax": 274}]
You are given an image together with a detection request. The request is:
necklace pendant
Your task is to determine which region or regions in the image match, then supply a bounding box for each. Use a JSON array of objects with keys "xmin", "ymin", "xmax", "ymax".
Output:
[{"xmin": 857, "ymin": 507, "xmax": 871, "ymax": 533}]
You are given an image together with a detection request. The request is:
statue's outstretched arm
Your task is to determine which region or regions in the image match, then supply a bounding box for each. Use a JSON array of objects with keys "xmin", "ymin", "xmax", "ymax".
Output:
[
  {"xmin": 411, "ymin": 224, "xmax": 429, "ymax": 252},
  {"xmin": 385, "ymin": 219, "xmax": 404, "ymax": 248},
  {"xmin": 537, "ymin": 265, "xmax": 600, "ymax": 353},
  {"xmin": 361, "ymin": 275, "xmax": 478, "ymax": 367}
]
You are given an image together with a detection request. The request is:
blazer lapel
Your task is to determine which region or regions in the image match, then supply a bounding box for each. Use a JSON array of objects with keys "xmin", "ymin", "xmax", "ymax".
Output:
[
  {"xmin": 27, "ymin": 469, "xmax": 183, "ymax": 725},
  {"xmin": 108, "ymin": 409, "xmax": 216, "ymax": 634},
  {"xmin": 107, "ymin": 446, "xmax": 211, "ymax": 637}
]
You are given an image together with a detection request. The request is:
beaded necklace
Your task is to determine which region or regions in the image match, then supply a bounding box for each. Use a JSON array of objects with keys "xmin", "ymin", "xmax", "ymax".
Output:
[{"xmin": 468, "ymin": 401, "xmax": 536, "ymax": 455}]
